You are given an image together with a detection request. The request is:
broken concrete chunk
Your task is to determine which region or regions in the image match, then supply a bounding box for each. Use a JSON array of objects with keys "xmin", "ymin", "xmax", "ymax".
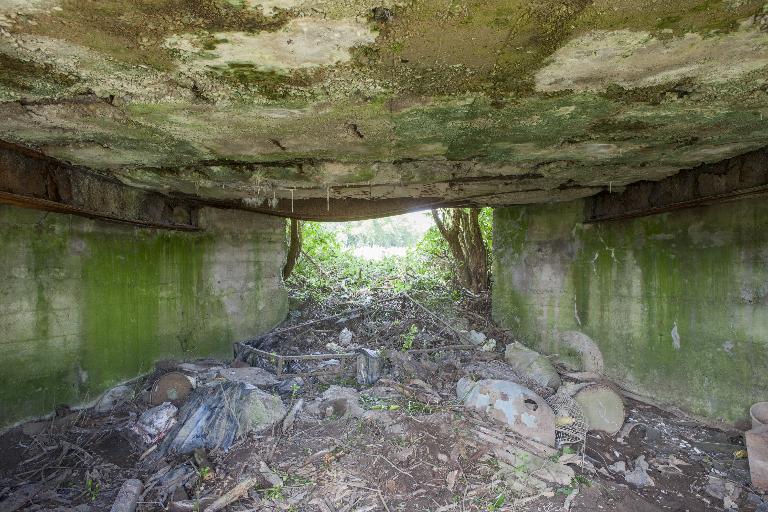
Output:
[
  {"xmin": 608, "ymin": 460, "xmax": 627, "ymax": 473},
  {"xmin": 457, "ymin": 378, "xmax": 556, "ymax": 447},
  {"xmin": 109, "ymin": 479, "xmax": 143, "ymax": 512},
  {"xmin": 573, "ymin": 385, "xmax": 625, "ymax": 435},
  {"xmin": 504, "ymin": 342, "xmax": 561, "ymax": 390},
  {"xmin": 468, "ymin": 330, "xmax": 487, "ymax": 346},
  {"xmin": 306, "ymin": 386, "xmax": 364, "ymax": 419},
  {"xmin": 149, "ymin": 372, "xmax": 195, "ymax": 406},
  {"xmin": 625, "ymin": 456, "xmax": 655, "ymax": 488},
  {"xmin": 554, "ymin": 331, "xmax": 604, "ymax": 374},
  {"xmin": 133, "ymin": 402, "xmax": 178, "ymax": 444},
  {"xmin": 95, "ymin": 384, "xmax": 134, "ymax": 413},
  {"xmin": 217, "ymin": 367, "xmax": 279, "ymax": 388},
  {"xmin": 356, "ymin": 348, "xmax": 382, "ymax": 385},
  {"xmin": 339, "ymin": 327, "xmax": 354, "ymax": 345}
]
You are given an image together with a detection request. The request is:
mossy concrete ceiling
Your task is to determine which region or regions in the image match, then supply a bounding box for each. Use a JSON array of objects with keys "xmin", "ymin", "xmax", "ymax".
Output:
[{"xmin": 1, "ymin": 0, "xmax": 768, "ymax": 219}]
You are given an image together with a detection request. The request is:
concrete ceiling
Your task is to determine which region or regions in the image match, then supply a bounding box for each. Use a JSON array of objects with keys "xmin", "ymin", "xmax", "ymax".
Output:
[{"xmin": 1, "ymin": 0, "xmax": 768, "ymax": 219}]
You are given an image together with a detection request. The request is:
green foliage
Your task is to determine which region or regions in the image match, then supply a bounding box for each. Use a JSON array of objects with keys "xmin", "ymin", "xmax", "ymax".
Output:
[
  {"xmin": 85, "ymin": 478, "xmax": 100, "ymax": 502},
  {"xmin": 327, "ymin": 216, "xmax": 427, "ymax": 248},
  {"xmin": 286, "ymin": 208, "xmax": 493, "ymax": 304},
  {"xmin": 401, "ymin": 323, "xmax": 418, "ymax": 351},
  {"xmin": 488, "ymin": 493, "xmax": 506, "ymax": 510}
]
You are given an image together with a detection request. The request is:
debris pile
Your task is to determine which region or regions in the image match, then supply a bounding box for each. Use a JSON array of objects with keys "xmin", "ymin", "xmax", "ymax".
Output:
[{"xmin": 0, "ymin": 290, "xmax": 764, "ymax": 511}]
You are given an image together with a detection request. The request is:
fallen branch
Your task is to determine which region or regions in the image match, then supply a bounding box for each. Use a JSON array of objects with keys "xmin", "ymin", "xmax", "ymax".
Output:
[{"xmin": 205, "ymin": 476, "xmax": 261, "ymax": 512}]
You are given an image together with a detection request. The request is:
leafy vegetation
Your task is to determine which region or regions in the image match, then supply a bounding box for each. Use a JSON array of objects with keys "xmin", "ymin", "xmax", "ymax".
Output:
[{"xmin": 285, "ymin": 209, "xmax": 493, "ymax": 305}]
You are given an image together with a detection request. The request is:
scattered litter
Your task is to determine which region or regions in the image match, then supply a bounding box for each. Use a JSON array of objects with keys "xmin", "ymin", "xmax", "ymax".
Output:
[
  {"xmin": 0, "ymin": 290, "xmax": 755, "ymax": 512},
  {"xmin": 132, "ymin": 402, "xmax": 178, "ymax": 444}
]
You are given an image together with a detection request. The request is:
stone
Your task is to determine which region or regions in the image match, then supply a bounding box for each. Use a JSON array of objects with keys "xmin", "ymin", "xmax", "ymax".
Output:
[
  {"xmin": 339, "ymin": 327, "xmax": 354, "ymax": 345},
  {"xmin": 574, "ymin": 385, "xmax": 625, "ymax": 435},
  {"xmin": 457, "ymin": 377, "xmax": 556, "ymax": 447},
  {"xmin": 307, "ymin": 386, "xmax": 364, "ymax": 419},
  {"xmin": 110, "ymin": 479, "xmax": 143, "ymax": 512},
  {"xmin": 608, "ymin": 460, "xmax": 626, "ymax": 473},
  {"xmin": 95, "ymin": 384, "xmax": 134, "ymax": 413},
  {"xmin": 625, "ymin": 456, "xmax": 654, "ymax": 488},
  {"xmin": 356, "ymin": 348, "xmax": 382, "ymax": 385},
  {"xmin": 468, "ymin": 330, "xmax": 487, "ymax": 346},
  {"xmin": 555, "ymin": 331, "xmax": 604, "ymax": 374},
  {"xmin": 149, "ymin": 372, "xmax": 195, "ymax": 406},
  {"xmin": 217, "ymin": 367, "xmax": 279, "ymax": 388},
  {"xmin": 504, "ymin": 342, "xmax": 561, "ymax": 390}
]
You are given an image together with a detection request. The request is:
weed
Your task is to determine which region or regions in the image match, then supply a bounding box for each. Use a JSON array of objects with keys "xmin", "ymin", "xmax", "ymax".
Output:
[
  {"xmin": 401, "ymin": 324, "xmax": 418, "ymax": 351},
  {"xmin": 263, "ymin": 485, "xmax": 285, "ymax": 501},
  {"xmin": 85, "ymin": 478, "xmax": 100, "ymax": 502},
  {"xmin": 488, "ymin": 493, "xmax": 506, "ymax": 510}
]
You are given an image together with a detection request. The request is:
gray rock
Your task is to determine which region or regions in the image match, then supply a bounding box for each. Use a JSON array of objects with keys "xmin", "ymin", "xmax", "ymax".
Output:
[
  {"xmin": 307, "ymin": 386, "xmax": 364, "ymax": 419},
  {"xmin": 95, "ymin": 384, "xmax": 134, "ymax": 413},
  {"xmin": 504, "ymin": 343, "xmax": 561, "ymax": 390},
  {"xmin": 339, "ymin": 327, "xmax": 354, "ymax": 345},
  {"xmin": 457, "ymin": 378, "xmax": 556, "ymax": 447},
  {"xmin": 555, "ymin": 331, "xmax": 605, "ymax": 373},
  {"xmin": 608, "ymin": 460, "xmax": 627, "ymax": 473},
  {"xmin": 625, "ymin": 456, "xmax": 654, "ymax": 488},
  {"xmin": 468, "ymin": 330, "xmax": 487, "ymax": 346},
  {"xmin": 574, "ymin": 385, "xmax": 626, "ymax": 434},
  {"xmin": 218, "ymin": 367, "xmax": 279, "ymax": 388}
]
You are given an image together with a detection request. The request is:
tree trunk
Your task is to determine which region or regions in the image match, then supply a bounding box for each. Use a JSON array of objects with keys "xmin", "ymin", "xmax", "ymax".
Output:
[
  {"xmin": 431, "ymin": 208, "xmax": 489, "ymax": 293},
  {"xmin": 283, "ymin": 218, "xmax": 302, "ymax": 279}
]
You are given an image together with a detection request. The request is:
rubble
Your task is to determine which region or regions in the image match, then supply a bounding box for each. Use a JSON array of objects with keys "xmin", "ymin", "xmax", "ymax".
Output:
[
  {"xmin": 0, "ymin": 290, "xmax": 757, "ymax": 512},
  {"xmin": 624, "ymin": 455, "xmax": 655, "ymax": 488},
  {"xmin": 109, "ymin": 479, "xmax": 143, "ymax": 512},
  {"xmin": 216, "ymin": 366, "xmax": 279, "ymax": 388}
]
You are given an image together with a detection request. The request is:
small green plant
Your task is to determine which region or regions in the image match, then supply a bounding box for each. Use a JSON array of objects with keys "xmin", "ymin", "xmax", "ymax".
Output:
[
  {"xmin": 198, "ymin": 466, "xmax": 211, "ymax": 480},
  {"xmin": 85, "ymin": 478, "xmax": 100, "ymax": 502},
  {"xmin": 401, "ymin": 324, "xmax": 418, "ymax": 351},
  {"xmin": 290, "ymin": 382, "xmax": 301, "ymax": 399},
  {"xmin": 488, "ymin": 493, "xmax": 506, "ymax": 511},
  {"xmin": 263, "ymin": 485, "xmax": 285, "ymax": 501}
]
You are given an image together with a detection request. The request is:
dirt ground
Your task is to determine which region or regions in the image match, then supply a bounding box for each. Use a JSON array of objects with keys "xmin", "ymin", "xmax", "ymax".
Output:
[{"xmin": 0, "ymin": 291, "xmax": 764, "ymax": 512}]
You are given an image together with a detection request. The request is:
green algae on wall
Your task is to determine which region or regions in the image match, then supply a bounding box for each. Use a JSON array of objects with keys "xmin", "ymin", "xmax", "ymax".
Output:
[
  {"xmin": 493, "ymin": 198, "xmax": 768, "ymax": 425},
  {"xmin": 0, "ymin": 205, "xmax": 288, "ymax": 428}
]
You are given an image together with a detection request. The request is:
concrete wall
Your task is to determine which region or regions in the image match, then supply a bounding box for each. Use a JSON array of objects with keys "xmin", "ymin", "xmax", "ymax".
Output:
[
  {"xmin": 493, "ymin": 198, "xmax": 768, "ymax": 426},
  {"xmin": 0, "ymin": 205, "xmax": 288, "ymax": 427}
]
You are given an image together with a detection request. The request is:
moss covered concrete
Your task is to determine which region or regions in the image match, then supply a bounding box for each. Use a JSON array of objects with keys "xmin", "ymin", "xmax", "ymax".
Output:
[
  {"xmin": 0, "ymin": 204, "xmax": 288, "ymax": 427},
  {"xmin": 1, "ymin": 1, "xmax": 767, "ymax": 216},
  {"xmin": 493, "ymin": 198, "xmax": 768, "ymax": 426}
]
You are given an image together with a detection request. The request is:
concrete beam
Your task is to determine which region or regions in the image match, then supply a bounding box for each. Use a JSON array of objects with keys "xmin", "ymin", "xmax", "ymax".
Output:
[
  {"xmin": 0, "ymin": 141, "xmax": 200, "ymax": 230},
  {"xmin": 585, "ymin": 148, "xmax": 768, "ymax": 223}
]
